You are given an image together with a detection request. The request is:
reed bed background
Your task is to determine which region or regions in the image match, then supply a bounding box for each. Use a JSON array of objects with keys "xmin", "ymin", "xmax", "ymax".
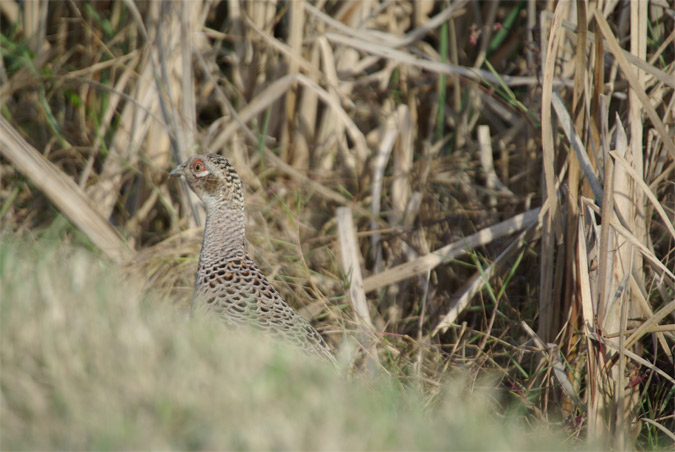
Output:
[{"xmin": 1, "ymin": 1, "xmax": 673, "ymax": 450}]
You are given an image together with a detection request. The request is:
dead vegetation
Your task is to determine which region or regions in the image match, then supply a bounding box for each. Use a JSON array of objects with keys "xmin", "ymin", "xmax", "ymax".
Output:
[
  {"xmin": 1, "ymin": 240, "xmax": 571, "ymax": 450},
  {"xmin": 1, "ymin": 1, "xmax": 673, "ymax": 449}
]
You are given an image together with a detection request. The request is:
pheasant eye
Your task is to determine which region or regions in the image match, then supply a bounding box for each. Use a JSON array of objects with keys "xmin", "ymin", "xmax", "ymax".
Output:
[{"xmin": 191, "ymin": 159, "xmax": 208, "ymax": 176}]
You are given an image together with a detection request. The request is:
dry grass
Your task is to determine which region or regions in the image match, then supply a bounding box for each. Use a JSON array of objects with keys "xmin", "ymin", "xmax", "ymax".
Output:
[
  {"xmin": 1, "ymin": 238, "xmax": 569, "ymax": 450},
  {"xmin": 1, "ymin": 1, "xmax": 673, "ymax": 449}
]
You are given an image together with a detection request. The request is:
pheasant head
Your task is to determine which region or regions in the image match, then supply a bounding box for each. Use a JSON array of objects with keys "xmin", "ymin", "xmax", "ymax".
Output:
[{"xmin": 170, "ymin": 153, "xmax": 244, "ymax": 212}]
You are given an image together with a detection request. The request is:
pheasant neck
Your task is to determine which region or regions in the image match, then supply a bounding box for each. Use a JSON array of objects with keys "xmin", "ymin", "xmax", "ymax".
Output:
[{"xmin": 200, "ymin": 204, "xmax": 247, "ymax": 264}]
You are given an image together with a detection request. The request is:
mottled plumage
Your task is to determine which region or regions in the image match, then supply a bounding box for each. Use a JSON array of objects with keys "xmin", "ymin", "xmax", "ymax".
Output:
[{"xmin": 171, "ymin": 153, "xmax": 335, "ymax": 363}]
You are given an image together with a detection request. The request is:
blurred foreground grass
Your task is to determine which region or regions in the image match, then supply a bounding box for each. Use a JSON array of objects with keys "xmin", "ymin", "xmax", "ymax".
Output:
[{"xmin": 0, "ymin": 237, "xmax": 569, "ymax": 451}]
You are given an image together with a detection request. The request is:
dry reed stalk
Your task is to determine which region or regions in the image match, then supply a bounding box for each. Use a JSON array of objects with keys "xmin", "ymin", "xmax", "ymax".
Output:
[
  {"xmin": 0, "ymin": 116, "xmax": 132, "ymax": 263},
  {"xmin": 325, "ymin": 31, "xmax": 573, "ymax": 89},
  {"xmin": 336, "ymin": 206, "xmax": 379, "ymax": 370},
  {"xmin": 362, "ymin": 208, "xmax": 540, "ymax": 292},
  {"xmin": 540, "ymin": 11, "xmax": 675, "ymax": 90},
  {"xmin": 577, "ymin": 205, "xmax": 604, "ymax": 441},
  {"xmin": 370, "ymin": 115, "xmax": 399, "ymax": 273},
  {"xmin": 553, "ymin": 60, "xmax": 595, "ymax": 411},
  {"xmin": 551, "ymin": 93, "xmax": 603, "ymax": 203},
  {"xmin": 390, "ymin": 105, "xmax": 413, "ymax": 225},
  {"xmin": 588, "ymin": 332, "xmax": 675, "ymax": 387},
  {"xmin": 0, "ymin": 1, "xmax": 18, "ymax": 24},
  {"xmin": 87, "ymin": 3, "xmax": 160, "ymax": 218},
  {"xmin": 78, "ymin": 52, "xmax": 139, "ymax": 189},
  {"xmin": 538, "ymin": 2, "xmax": 567, "ymax": 343},
  {"xmin": 477, "ymin": 125, "xmax": 513, "ymax": 209},
  {"xmin": 583, "ymin": 198, "xmax": 675, "ymax": 287},
  {"xmin": 282, "ymin": 0, "xmax": 309, "ymax": 170},
  {"xmin": 594, "ymin": 6, "xmax": 673, "ymax": 443},
  {"xmin": 146, "ymin": 0, "xmax": 202, "ymax": 227},
  {"xmin": 336, "ymin": 209, "xmax": 371, "ymax": 332},
  {"xmin": 594, "ymin": 11, "xmax": 675, "ymax": 159},
  {"xmin": 207, "ymin": 73, "xmax": 369, "ymax": 170},
  {"xmin": 314, "ymin": 36, "xmax": 342, "ymax": 172},
  {"xmin": 432, "ymin": 224, "xmax": 536, "ymax": 337},
  {"xmin": 533, "ymin": 5, "xmax": 675, "ymax": 444},
  {"xmin": 520, "ymin": 321, "xmax": 583, "ymax": 411}
]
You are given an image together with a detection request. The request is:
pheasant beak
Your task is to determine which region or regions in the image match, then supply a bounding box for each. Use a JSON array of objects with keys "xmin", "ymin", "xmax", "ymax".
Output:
[{"xmin": 170, "ymin": 162, "xmax": 186, "ymax": 178}]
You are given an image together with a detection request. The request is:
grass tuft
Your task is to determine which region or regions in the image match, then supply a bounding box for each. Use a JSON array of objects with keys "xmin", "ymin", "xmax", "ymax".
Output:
[{"xmin": 1, "ymin": 238, "xmax": 568, "ymax": 451}]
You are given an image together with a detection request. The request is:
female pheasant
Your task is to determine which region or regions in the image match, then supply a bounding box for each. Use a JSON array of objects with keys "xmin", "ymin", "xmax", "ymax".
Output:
[{"xmin": 170, "ymin": 153, "xmax": 335, "ymax": 363}]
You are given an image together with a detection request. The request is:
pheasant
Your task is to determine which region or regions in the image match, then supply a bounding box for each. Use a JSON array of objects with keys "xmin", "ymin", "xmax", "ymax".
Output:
[{"xmin": 170, "ymin": 153, "xmax": 335, "ymax": 363}]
